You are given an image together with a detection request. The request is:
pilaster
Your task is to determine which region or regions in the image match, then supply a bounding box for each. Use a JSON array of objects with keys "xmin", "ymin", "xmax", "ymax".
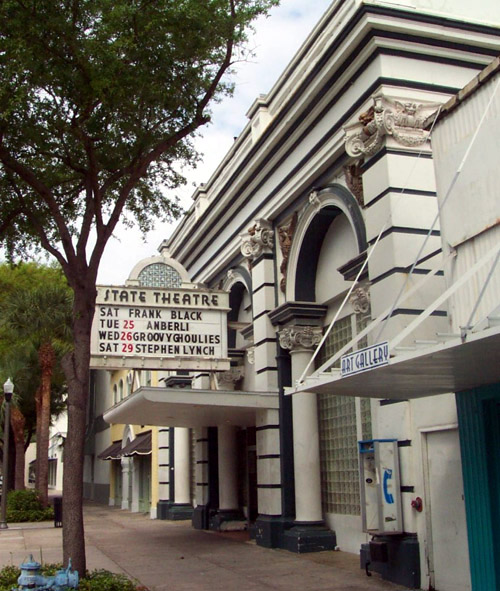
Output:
[
  {"xmin": 240, "ymin": 218, "xmax": 283, "ymax": 543},
  {"xmin": 344, "ymin": 93, "xmax": 448, "ymax": 346},
  {"xmin": 156, "ymin": 427, "xmax": 171, "ymax": 519}
]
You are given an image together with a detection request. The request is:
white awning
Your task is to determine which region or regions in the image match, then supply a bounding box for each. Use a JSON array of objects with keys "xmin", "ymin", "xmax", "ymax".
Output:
[
  {"xmin": 287, "ymin": 325, "xmax": 500, "ymax": 399},
  {"xmin": 103, "ymin": 387, "xmax": 279, "ymax": 428}
]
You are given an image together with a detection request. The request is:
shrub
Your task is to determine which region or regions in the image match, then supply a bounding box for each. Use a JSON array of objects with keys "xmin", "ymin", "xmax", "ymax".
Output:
[
  {"xmin": 0, "ymin": 564, "xmax": 148, "ymax": 591},
  {"xmin": 79, "ymin": 570, "xmax": 144, "ymax": 591},
  {"xmin": 0, "ymin": 563, "xmax": 60, "ymax": 590},
  {"xmin": 6, "ymin": 489, "xmax": 54, "ymax": 523},
  {"xmin": 0, "ymin": 565, "xmax": 19, "ymax": 590}
]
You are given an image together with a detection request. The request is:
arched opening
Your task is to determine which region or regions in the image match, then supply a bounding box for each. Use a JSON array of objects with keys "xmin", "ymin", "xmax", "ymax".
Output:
[
  {"xmin": 288, "ymin": 185, "xmax": 372, "ymax": 552},
  {"xmin": 292, "ymin": 185, "xmax": 366, "ymax": 303}
]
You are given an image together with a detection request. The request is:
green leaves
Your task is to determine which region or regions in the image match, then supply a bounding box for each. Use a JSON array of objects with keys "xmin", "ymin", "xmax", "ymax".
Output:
[{"xmin": 0, "ymin": 0, "xmax": 278, "ymax": 274}]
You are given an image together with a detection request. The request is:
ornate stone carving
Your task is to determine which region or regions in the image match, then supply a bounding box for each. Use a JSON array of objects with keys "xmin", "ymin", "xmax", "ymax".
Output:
[
  {"xmin": 240, "ymin": 218, "xmax": 274, "ymax": 260},
  {"xmin": 246, "ymin": 346, "xmax": 255, "ymax": 365},
  {"xmin": 344, "ymin": 163, "xmax": 364, "ymax": 206},
  {"xmin": 278, "ymin": 325, "xmax": 322, "ymax": 351},
  {"xmin": 350, "ymin": 287, "xmax": 370, "ymax": 314},
  {"xmin": 216, "ymin": 367, "xmax": 244, "ymax": 389},
  {"xmin": 278, "ymin": 212, "xmax": 298, "ymax": 294},
  {"xmin": 308, "ymin": 189, "xmax": 321, "ymax": 210},
  {"xmin": 344, "ymin": 95, "xmax": 438, "ymax": 158}
]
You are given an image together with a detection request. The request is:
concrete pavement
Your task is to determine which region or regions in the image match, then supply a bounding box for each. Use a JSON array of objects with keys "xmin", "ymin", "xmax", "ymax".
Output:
[{"xmin": 0, "ymin": 502, "xmax": 411, "ymax": 591}]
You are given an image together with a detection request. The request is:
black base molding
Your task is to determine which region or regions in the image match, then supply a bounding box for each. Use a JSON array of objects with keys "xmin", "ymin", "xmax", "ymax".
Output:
[
  {"xmin": 157, "ymin": 501, "xmax": 193, "ymax": 521},
  {"xmin": 255, "ymin": 515, "xmax": 295, "ymax": 548},
  {"xmin": 209, "ymin": 509, "xmax": 247, "ymax": 531},
  {"xmin": 192, "ymin": 505, "xmax": 209, "ymax": 530},
  {"xmin": 282, "ymin": 524, "xmax": 337, "ymax": 553},
  {"xmin": 360, "ymin": 534, "xmax": 420, "ymax": 589}
]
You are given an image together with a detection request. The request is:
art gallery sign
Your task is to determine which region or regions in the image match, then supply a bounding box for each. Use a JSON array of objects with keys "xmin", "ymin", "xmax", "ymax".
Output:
[{"xmin": 90, "ymin": 285, "xmax": 230, "ymax": 371}]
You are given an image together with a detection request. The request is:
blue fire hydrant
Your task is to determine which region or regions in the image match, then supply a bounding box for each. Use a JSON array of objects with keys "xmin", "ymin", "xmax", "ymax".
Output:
[{"xmin": 16, "ymin": 555, "xmax": 78, "ymax": 590}]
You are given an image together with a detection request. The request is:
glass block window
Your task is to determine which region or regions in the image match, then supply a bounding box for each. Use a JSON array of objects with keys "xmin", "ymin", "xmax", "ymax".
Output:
[
  {"xmin": 318, "ymin": 394, "xmax": 360, "ymax": 514},
  {"xmin": 138, "ymin": 263, "xmax": 182, "ymax": 288},
  {"xmin": 316, "ymin": 309, "xmax": 373, "ymax": 516},
  {"xmin": 360, "ymin": 397, "xmax": 373, "ymax": 441},
  {"xmin": 317, "ymin": 315, "xmax": 352, "ymax": 368},
  {"xmin": 356, "ymin": 312, "xmax": 370, "ymax": 350}
]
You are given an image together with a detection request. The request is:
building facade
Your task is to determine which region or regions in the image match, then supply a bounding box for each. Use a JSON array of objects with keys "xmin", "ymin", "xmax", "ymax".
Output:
[{"xmin": 85, "ymin": 2, "xmax": 500, "ymax": 590}]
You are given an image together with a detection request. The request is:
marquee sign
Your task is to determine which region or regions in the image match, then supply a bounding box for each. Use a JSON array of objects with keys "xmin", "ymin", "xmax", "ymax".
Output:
[{"xmin": 90, "ymin": 285, "xmax": 230, "ymax": 371}]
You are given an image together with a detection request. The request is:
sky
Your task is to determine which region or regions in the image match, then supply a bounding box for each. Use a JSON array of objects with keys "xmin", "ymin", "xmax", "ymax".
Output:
[{"xmin": 96, "ymin": 0, "xmax": 333, "ymax": 285}]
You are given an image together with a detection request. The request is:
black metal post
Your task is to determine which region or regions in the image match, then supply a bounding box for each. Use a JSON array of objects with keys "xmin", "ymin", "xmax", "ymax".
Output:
[{"xmin": 0, "ymin": 378, "xmax": 14, "ymax": 529}]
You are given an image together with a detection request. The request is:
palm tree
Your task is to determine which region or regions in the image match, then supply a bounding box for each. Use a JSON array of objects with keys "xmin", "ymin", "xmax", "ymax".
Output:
[{"xmin": 2, "ymin": 283, "xmax": 72, "ymax": 505}]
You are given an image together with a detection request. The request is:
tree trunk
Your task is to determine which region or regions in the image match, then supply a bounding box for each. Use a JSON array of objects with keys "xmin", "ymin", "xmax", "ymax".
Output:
[
  {"xmin": 34, "ymin": 385, "xmax": 42, "ymax": 492},
  {"xmin": 36, "ymin": 342, "xmax": 55, "ymax": 507},
  {"xmin": 61, "ymin": 284, "xmax": 96, "ymax": 575},
  {"xmin": 10, "ymin": 405, "xmax": 26, "ymax": 490}
]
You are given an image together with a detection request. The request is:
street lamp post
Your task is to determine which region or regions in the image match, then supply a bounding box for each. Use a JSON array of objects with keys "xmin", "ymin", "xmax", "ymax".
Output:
[{"xmin": 0, "ymin": 378, "xmax": 14, "ymax": 529}]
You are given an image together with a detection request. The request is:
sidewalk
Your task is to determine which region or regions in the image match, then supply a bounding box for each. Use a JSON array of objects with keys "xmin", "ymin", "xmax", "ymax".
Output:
[{"xmin": 0, "ymin": 502, "xmax": 410, "ymax": 591}]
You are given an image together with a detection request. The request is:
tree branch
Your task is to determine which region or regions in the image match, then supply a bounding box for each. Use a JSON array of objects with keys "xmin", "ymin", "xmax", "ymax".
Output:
[{"xmin": 0, "ymin": 145, "xmax": 76, "ymax": 267}]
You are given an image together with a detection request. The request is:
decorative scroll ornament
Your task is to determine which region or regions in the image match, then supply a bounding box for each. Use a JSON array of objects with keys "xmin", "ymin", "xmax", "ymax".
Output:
[
  {"xmin": 246, "ymin": 346, "xmax": 255, "ymax": 365},
  {"xmin": 350, "ymin": 287, "xmax": 370, "ymax": 314},
  {"xmin": 216, "ymin": 367, "xmax": 244, "ymax": 388},
  {"xmin": 278, "ymin": 325, "xmax": 322, "ymax": 351},
  {"xmin": 240, "ymin": 218, "xmax": 274, "ymax": 260},
  {"xmin": 344, "ymin": 95, "xmax": 438, "ymax": 158},
  {"xmin": 278, "ymin": 212, "xmax": 298, "ymax": 294}
]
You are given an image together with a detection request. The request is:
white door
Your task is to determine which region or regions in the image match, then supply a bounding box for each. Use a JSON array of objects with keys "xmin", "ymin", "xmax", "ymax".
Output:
[{"xmin": 425, "ymin": 428, "xmax": 471, "ymax": 591}]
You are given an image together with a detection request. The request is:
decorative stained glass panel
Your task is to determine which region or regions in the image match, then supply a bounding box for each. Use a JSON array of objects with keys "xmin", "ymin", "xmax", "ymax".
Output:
[{"xmin": 138, "ymin": 263, "xmax": 182, "ymax": 288}]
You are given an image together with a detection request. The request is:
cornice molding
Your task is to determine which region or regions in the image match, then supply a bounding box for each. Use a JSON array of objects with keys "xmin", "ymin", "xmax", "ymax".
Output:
[{"xmin": 269, "ymin": 301, "xmax": 327, "ymax": 327}]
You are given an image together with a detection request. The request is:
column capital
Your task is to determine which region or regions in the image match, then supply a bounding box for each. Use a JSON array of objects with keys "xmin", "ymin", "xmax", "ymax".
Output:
[
  {"xmin": 278, "ymin": 325, "xmax": 322, "ymax": 352},
  {"xmin": 216, "ymin": 367, "xmax": 244, "ymax": 390},
  {"xmin": 344, "ymin": 94, "xmax": 439, "ymax": 158},
  {"xmin": 240, "ymin": 218, "xmax": 274, "ymax": 260}
]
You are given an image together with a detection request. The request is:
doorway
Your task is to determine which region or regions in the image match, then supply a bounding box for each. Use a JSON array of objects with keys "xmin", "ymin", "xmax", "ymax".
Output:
[{"xmin": 423, "ymin": 428, "xmax": 471, "ymax": 591}]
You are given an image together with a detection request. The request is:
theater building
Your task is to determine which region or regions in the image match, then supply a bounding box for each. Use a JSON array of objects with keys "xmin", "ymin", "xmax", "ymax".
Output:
[{"xmin": 85, "ymin": 2, "xmax": 500, "ymax": 589}]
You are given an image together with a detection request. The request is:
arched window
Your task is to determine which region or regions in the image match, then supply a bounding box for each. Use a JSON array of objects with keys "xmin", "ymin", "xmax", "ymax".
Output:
[
  {"xmin": 138, "ymin": 263, "xmax": 182, "ymax": 288},
  {"xmin": 119, "ymin": 379, "xmax": 124, "ymax": 401},
  {"xmin": 113, "ymin": 384, "xmax": 118, "ymax": 405}
]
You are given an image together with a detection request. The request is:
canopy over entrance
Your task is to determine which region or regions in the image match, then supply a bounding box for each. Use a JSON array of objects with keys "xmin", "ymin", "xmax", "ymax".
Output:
[
  {"xmin": 287, "ymin": 325, "xmax": 500, "ymax": 399},
  {"xmin": 103, "ymin": 387, "xmax": 279, "ymax": 428}
]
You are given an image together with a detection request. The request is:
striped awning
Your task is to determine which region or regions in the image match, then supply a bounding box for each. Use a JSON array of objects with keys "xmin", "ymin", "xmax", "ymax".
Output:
[
  {"xmin": 97, "ymin": 441, "xmax": 122, "ymax": 461},
  {"xmin": 119, "ymin": 431, "xmax": 152, "ymax": 457}
]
